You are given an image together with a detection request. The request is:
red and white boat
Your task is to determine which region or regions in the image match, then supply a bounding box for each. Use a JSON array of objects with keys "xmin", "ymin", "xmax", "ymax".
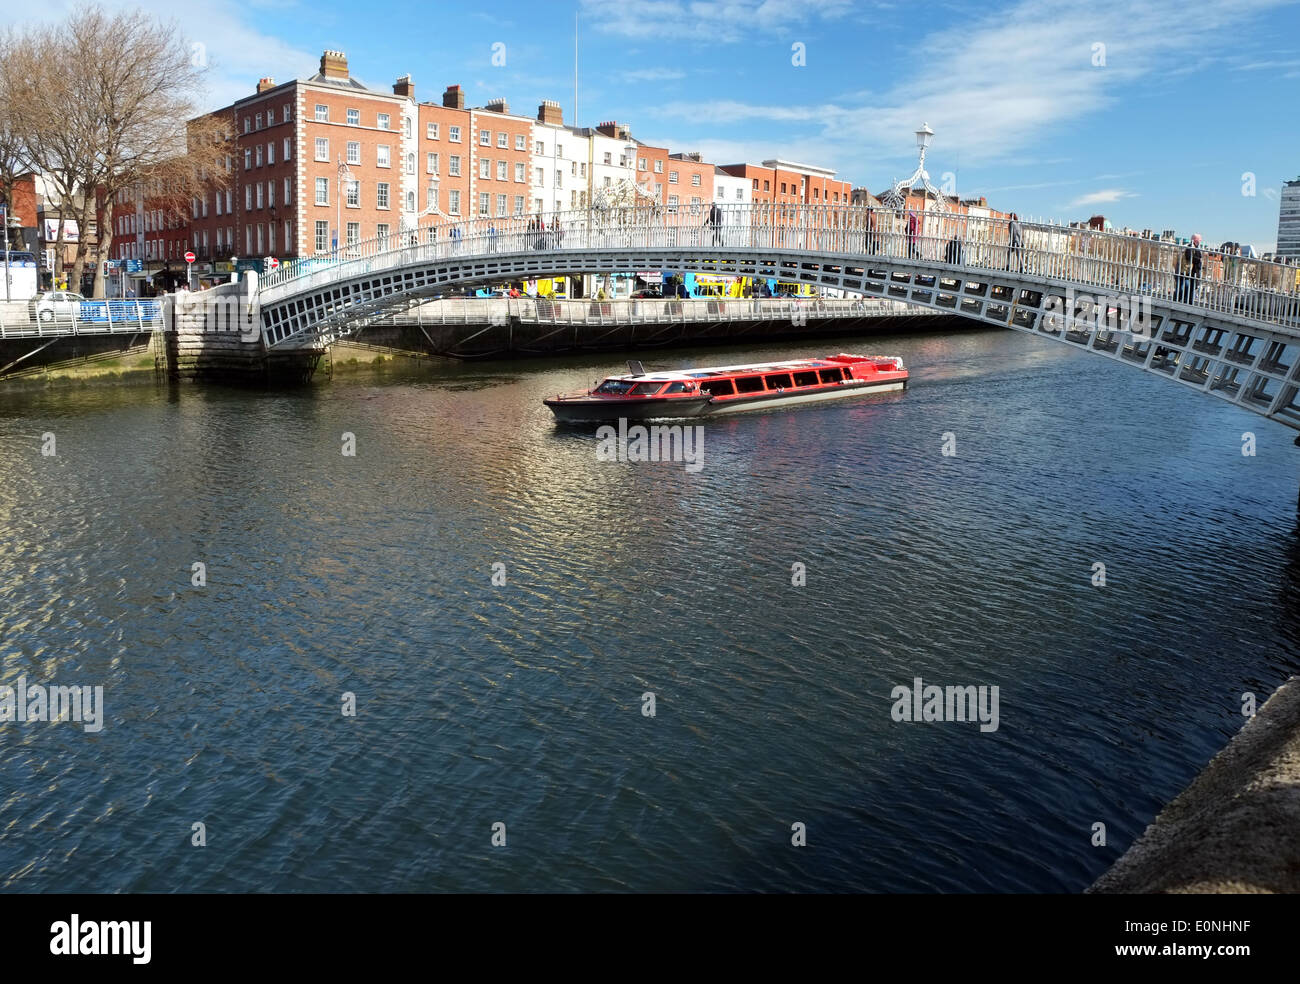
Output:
[{"xmin": 544, "ymin": 352, "xmax": 908, "ymax": 422}]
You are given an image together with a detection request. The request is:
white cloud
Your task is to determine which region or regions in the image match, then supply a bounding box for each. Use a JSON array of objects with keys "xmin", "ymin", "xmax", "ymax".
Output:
[
  {"xmin": 1064, "ymin": 189, "xmax": 1136, "ymax": 208},
  {"xmin": 622, "ymin": 67, "xmax": 686, "ymax": 82},
  {"xmin": 579, "ymin": 0, "xmax": 856, "ymax": 43}
]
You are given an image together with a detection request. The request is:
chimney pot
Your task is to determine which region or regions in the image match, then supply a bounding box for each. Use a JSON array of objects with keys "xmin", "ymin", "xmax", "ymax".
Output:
[
  {"xmin": 320, "ymin": 49, "xmax": 348, "ymax": 80},
  {"xmin": 442, "ymin": 84, "xmax": 465, "ymax": 109}
]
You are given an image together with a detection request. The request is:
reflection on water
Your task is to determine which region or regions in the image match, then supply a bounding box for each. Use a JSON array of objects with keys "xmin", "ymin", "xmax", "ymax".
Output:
[{"xmin": 0, "ymin": 327, "xmax": 1297, "ymax": 892}]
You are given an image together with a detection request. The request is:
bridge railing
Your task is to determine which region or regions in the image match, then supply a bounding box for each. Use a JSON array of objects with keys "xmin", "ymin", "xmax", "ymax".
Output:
[
  {"xmin": 258, "ymin": 204, "xmax": 1300, "ymax": 333},
  {"xmin": 0, "ymin": 298, "xmax": 163, "ymax": 339}
]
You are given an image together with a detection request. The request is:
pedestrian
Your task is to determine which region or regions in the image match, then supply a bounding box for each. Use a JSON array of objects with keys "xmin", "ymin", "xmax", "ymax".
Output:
[
  {"xmin": 1177, "ymin": 234, "xmax": 1203, "ymax": 304},
  {"xmin": 488, "ymin": 223, "xmax": 499, "ymax": 253},
  {"xmin": 945, "ymin": 235, "xmax": 963, "ymax": 266},
  {"xmin": 907, "ymin": 211, "xmax": 920, "ymax": 258},
  {"xmin": 1006, "ymin": 213, "xmax": 1023, "ymax": 271},
  {"xmin": 707, "ymin": 202, "xmax": 723, "ymax": 245},
  {"xmin": 864, "ymin": 209, "xmax": 880, "ymax": 255},
  {"xmin": 552, "ymin": 217, "xmax": 562, "ymax": 248}
]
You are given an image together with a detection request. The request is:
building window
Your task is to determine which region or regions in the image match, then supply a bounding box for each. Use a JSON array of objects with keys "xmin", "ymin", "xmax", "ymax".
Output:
[
  {"xmin": 402, "ymin": 117, "xmax": 411, "ymax": 138},
  {"xmin": 405, "ymin": 190, "xmax": 415, "ymax": 212},
  {"xmin": 316, "ymin": 176, "xmax": 332, "ymax": 207},
  {"xmin": 448, "ymin": 189, "xmax": 460, "ymax": 214},
  {"xmin": 284, "ymin": 178, "xmax": 291, "ymax": 202},
  {"xmin": 691, "ymin": 174, "xmax": 701, "ymax": 186},
  {"xmin": 555, "ymin": 169, "xmax": 562, "ymax": 189},
  {"xmin": 603, "ymin": 152, "xmax": 612, "ymax": 165},
  {"xmin": 496, "ymin": 194, "xmax": 506, "ymax": 216},
  {"xmin": 315, "ymin": 104, "xmax": 328, "ymax": 122},
  {"xmin": 654, "ymin": 161, "xmax": 663, "ymax": 173},
  {"xmin": 215, "ymin": 193, "xmax": 222, "ymax": 216},
  {"xmin": 256, "ymin": 224, "xmax": 264, "ymax": 253},
  {"xmin": 668, "ymin": 195, "xmax": 678, "ymax": 211},
  {"xmin": 427, "ymin": 122, "xmax": 439, "ymax": 139},
  {"xmin": 243, "ymin": 117, "xmax": 250, "ymax": 134},
  {"xmin": 268, "ymin": 182, "xmax": 275, "ymax": 208},
  {"xmin": 377, "ymin": 145, "xmax": 390, "ymax": 167},
  {"xmin": 347, "ymin": 108, "xmax": 360, "ymax": 126},
  {"xmin": 736, "ymin": 188, "xmax": 743, "ymax": 200},
  {"xmin": 316, "ymin": 220, "xmax": 329, "ymax": 251},
  {"xmin": 535, "ymin": 141, "xmax": 544, "ymax": 154},
  {"xmin": 347, "ymin": 179, "xmax": 360, "ymax": 207},
  {"xmin": 427, "ymin": 152, "xmax": 439, "ymax": 173},
  {"xmin": 449, "ymin": 125, "xmax": 461, "ymax": 142},
  {"xmin": 268, "ymin": 142, "xmax": 275, "ymax": 165},
  {"xmin": 513, "ymin": 195, "xmax": 524, "ymax": 215},
  {"xmin": 245, "ymin": 185, "xmax": 252, "ymax": 209},
  {"xmin": 764, "ymin": 180, "xmax": 770, "ymax": 191},
  {"xmin": 514, "ymin": 134, "xmax": 525, "ymax": 151},
  {"xmin": 376, "ymin": 182, "xmax": 389, "ymax": 209},
  {"xmin": 268, "ymin": 223, "xmax": 275, "ymax": 252},
  {"xmin": 638, "ymin": 157, "xmax": 647, "ymax": 171},
  {"xmin": 377, "ymin": 113, "xmax": 390, "ymax": 130},
  {"xmin": 669, "ymin": 171, "xmax": 678, "ymax": 184},
  {"xmin": 479, "ymin": 129, "xmax": 490, "ymax": 146},
  {"xmin": 315, "ymin": 137, "xmax": 328, "ymax": 161},
  {"xmin": 256, "ymin": 184, "xmax": 264, "ymax": 209},
  {"xmin": 346, "ymin": 221, "xmax": 359, "ymax": 246},
  {"xmin": 284, "ymin": 103, "xmax": 292, "ymax": 122},
  {"xmin": 347, "ymin": 141, "xmax": 360, "ymax": 165},
  {"xmin": 496, "ymin": 160, "xmax": 507, "ymax": 181},
  {"xmin": 406, "ymin": 154, "xmax": 415, "ymax": 175},
  {"xmin": 479, "ymin": 158, "xmax": 490, "ymax": 179},
  {"xmin": 255, "ymin": 145, "xmax": 263, "ymax": 167},
  {"xmin": 449, "ymin": 155, "xmax": 461, "ymax": 176},
  {"xmin": 514, "ymin": 162, "xmax": 525, "ymax": 183},
  {"xmin": 534, "ymin": 166, "xmax": 544, "ymax": 185},
  {"xmin": 283, "ymin": 138, "xmax": 291, "ymax": 160},
  {"xmin": 426, "ymin": 186, "xmax": 438, "ymax": 210},
  {"xmin": 255, "ymin": 112, "xmax": 263, "ymax": 129},
  {"xmin": 244, "ymin": 148, "xmax": 252, "ymax": 170},
  {"xmin": 377, "ymin": 223, "xmax": 389, "ymax": 242},
  {"xmin": 478, "ymin": 192, "xmax": 489, "ymax": 215},
  {"xmin": 496, "ymin": 132, "xmax": 507, "ymax": 148}
]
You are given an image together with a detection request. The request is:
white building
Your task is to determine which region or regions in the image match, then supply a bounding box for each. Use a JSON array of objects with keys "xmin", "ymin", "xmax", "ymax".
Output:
[{"xmin": 529, "ymin": 101, "xmax": 589, "ymax": 220}]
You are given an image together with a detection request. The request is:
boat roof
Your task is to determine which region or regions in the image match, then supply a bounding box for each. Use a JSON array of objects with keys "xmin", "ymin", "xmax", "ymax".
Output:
[{"xmin": 610, "ymin": 356, "xmax": 879, "ymax": 382}]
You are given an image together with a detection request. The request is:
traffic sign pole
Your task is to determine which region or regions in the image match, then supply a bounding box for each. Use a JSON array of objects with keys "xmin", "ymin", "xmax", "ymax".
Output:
[{"xmin": 184, "ymin": 250, "xmax": 195, "ymax": 291}]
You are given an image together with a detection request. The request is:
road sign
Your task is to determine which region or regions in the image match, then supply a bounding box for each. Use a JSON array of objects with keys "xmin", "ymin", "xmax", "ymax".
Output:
[
  {"xmin": 266, "ymin": 256, "xmax": 279, "ymax": 270},
  {"xmin": 125, "ymin": 259, "xmax": 143, "ymax": 273},
  {"xmin": 184, "ymin": 251, "xmax": 195, "ymax": 264}
]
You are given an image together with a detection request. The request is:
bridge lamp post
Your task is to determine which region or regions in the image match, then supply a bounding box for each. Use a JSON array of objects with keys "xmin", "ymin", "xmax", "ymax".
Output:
[{"xmin": 336, "ymin": 157, "xmax": 354, "ymax": 254}]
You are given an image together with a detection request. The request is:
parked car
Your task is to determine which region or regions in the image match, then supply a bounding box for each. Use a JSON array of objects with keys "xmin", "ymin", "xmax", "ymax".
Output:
[
  {"xmin": 632, "ymin": 288, "xmax": 663, "ymax": 299},
  {"xmin": 31, "ymin": 291, "xmax": 88, "ymax": 322}
]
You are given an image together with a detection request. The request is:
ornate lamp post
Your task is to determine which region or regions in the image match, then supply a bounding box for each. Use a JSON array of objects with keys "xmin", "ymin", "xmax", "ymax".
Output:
[{"xmin": 881, "ymin": 123, "xmax": 947, "ymax": 213}]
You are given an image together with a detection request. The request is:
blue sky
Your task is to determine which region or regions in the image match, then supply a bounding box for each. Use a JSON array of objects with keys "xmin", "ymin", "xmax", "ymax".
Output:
[{"xmin": 6, "ymin": 0, "xmax": 1299, "ymax": 248}]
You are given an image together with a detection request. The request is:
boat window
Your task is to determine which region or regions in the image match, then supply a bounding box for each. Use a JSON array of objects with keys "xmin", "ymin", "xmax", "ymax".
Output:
[
  {"xmin": 817, "ymin": 368, "xmax": 844, "ymax": 383},
  {"xmin": 792, "ymin": 371, "xmax": 819, "ymax": 387},
  {"xmin": 734, "ymin": 375, "xmax": 765, "ymax": 394},
  {"xmin": 702, "ymin": 378, "xmax": 735, "ymax": 396},
  {"xmin": 764, "ymin": 373, "xmax": 794, "ymax": 390},
  {"xmin": 662, "ymin": 382, "xmax": 690, "ymax": 394},
  {"xmin": 628, "ymin": 381, "xmax": 665, "ymax": 396},
  {"xmin": 593, "ymin": 379, "xmax": 635, "ymax": 395}
]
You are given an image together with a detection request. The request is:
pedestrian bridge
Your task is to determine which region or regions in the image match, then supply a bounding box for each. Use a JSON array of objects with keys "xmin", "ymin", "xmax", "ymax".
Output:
[{"xmin": 257, "ymin": 204, "xmax": 1300, "ymax": 431}]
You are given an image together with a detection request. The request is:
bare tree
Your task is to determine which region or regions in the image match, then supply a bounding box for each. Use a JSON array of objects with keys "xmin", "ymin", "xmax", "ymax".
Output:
[
  {"xmin": 13, "ymin": 6, "xmax": 229, "ymax": 296},
  {"xmin": 0, "ymin": 32, "xmax": 38, "ymax": 254}
]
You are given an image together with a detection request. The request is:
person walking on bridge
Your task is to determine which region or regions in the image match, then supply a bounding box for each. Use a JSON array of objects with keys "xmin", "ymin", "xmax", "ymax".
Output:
[
  {"xmin": 1006, "ymin": 214, "xmax": 1023, "ymax": 272},
  {"xmin": 706, "ymin": 202, "xmax": 723, "ymax": 246},
  {"xmin": 1176, "ymin": 234, "xmax": 1203, "ymax": 304}
]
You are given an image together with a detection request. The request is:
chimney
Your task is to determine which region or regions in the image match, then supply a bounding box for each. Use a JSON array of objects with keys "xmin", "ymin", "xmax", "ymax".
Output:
[
  {"xmin": 685, "ymin": 151, "xmax": 701, "ymax": 162},
  {"xmin": 596, "ymin": 120, "xmax": 619, "ymax": 137},
  {"xmin": 393, "ymin": 74, "xmax": 414, "ymax": 99},
  {"xmin": 538, "ymin": 100, "xmax": 563, "ymax": 125},
  {"xmin": 484, "ymin": 98, "xmax": 509, "ymax": 114},
  {"xmin": 320, "ymin": 50, "xmax": 348, "ymax": 80},
  {"xmin": 443, "ymin": 84, "xmax": 465, "ymax": 109},
  {"xmin": 256, "ymin": 77, "xmax": 276, "ymax": 93}
]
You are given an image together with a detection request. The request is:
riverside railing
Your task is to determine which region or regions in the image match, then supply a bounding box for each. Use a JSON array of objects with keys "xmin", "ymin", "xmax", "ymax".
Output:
[
  {"xmin": 257, "ymin": 204, "xmax": 1300, "ymax": 334},
  {"xmin": 383, "ymin": 295, "xmax": 932, "ymax": 327},
  {"xmin": 0, "ymin": 299, "xmax": 163, "ymax": 339}
]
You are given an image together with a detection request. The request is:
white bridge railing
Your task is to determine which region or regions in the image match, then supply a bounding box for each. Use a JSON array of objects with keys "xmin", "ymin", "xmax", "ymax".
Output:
[{"xmin": 259, "ymin": 204, "xmax": 1300, "ymax": 335}]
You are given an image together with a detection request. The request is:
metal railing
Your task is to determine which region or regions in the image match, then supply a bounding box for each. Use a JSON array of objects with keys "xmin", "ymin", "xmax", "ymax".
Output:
[
  {"xmin": 0, "ymin": 299, "xmax": 163, "ymax": 339},
  {"xmin": 377, "ymin": 295, "xmax": 933, "ymax": 327},
  {"xmin": 258, "ymin": 204, "xmax": 1300, "ymax": 334}
]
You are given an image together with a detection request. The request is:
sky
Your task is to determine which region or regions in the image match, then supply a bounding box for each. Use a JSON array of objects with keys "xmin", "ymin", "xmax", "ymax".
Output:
[{"xmin": 4, "ymin": 0, "xmax": 1299, "ymax": 249}]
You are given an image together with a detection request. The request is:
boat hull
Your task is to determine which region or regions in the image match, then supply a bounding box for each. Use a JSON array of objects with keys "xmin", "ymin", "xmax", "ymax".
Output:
[{"xmin": 545, "ymin": 377, "xmax": 905, "ymax": 422}]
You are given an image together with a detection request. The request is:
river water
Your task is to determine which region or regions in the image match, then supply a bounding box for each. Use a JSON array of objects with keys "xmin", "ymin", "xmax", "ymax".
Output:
[{"xmin": 1, "ymin": 326, "xmax": 1298, "ymax": 892}]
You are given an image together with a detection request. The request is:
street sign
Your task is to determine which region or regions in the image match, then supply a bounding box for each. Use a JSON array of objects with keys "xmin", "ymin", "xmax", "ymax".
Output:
[
  {"xmin": 125, "ymin": 259, "xmax": 143, "ymax": 273},
  {"xmin": 184, "ymin": 251, "xmax": 195, "ymax": 264},
  {"xmin": 235, "ymin": 258, "xmax": 264, "ymax": 274},
  {"xmin": 266, "ymin": 256, "xmax": 279, "ymax": 270}
]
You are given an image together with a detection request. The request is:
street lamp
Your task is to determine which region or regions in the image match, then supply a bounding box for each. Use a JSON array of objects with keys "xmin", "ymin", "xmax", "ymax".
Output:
[
  {"xmin": 336, "ymin": 156, "xmax": 354, "ymax": 253},
  {"xmin": 882, "ymin": 122, "xmax": 947, "ymax": 213}
]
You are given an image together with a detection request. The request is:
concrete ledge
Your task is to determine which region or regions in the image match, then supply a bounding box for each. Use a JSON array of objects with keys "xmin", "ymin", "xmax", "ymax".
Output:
[{"xmin": 1089, "ymin": 676, "xmax": 1300, "ymax": 894}]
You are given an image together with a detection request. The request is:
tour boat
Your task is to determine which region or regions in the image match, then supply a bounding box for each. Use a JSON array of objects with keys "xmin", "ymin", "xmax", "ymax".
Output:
[{"xmin": 544, "ymin": 353, "xmax": 908, "ymax": 422}]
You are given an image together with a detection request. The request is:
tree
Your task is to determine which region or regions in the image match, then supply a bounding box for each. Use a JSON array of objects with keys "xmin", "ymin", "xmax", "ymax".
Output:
[
  {"xmin": 11, "ymin": 6, "xmax": 229, "ymax": 296},
  {"xmin": 0, "ymin": 32, "xmax": 37, "ymax": 253}
]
